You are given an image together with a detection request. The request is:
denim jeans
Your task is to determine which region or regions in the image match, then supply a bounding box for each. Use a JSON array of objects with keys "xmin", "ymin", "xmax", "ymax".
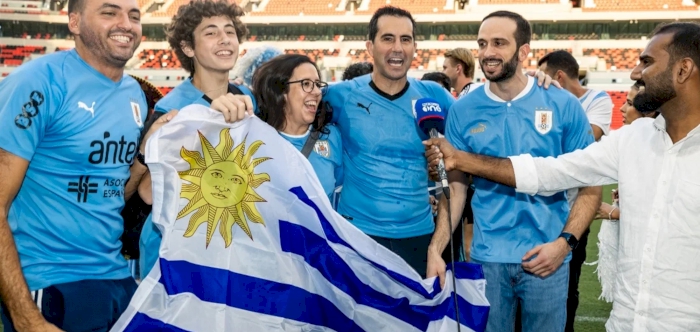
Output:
[{"xmin": 472, "ymin": 259, "xmax": 569, "ymax": 332}]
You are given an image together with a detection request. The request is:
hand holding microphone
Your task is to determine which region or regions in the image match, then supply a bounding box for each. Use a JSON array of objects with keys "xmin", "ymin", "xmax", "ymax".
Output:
[
  {"xmin": 413, "ymin": 98, "xmax": 459, "ymax": 184},
  {"xmin": 414, "ymin": 98, "xmax": 462, "ymax": 331}
]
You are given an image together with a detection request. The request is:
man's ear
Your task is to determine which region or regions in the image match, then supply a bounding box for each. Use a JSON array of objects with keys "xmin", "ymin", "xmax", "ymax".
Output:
[
  {"xmin": 181, "ymin": 41, "xmax": 195, "ymax": 58},
  {"xmin": 676, "ymin": 57, "xmax": 696, "ymax": 84},
  {"xmin": 68, "ymin": 12, "xmax": 81, "ymax": 36},
  {"xmin": 519, "ymin": 43, "xmax": 531, "ymax": 63},
  {"xmin": 365, "ymin": 40, "xmax": 373, "ymax": 60}
]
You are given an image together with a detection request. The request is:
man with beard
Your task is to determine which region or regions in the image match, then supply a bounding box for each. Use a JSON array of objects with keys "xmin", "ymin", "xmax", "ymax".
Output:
[
  {"xmin": 424, "ymin": 21, "xmax": 700, "ymax": 332},
  {"xmin": 425, "ymin": 11, "xmax": 600, "ymax": 332},
  {"xmin": 0, "ymin": 0, "xmax": 163, "ymax": 329},
  {"xmin": 322, "ymin": 6, "xmax": 456, "ymax": 276}
]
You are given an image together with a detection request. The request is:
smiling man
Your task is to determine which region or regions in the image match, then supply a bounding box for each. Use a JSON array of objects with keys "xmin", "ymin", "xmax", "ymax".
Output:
[
  {"xmin": 0, "ymin": 0, "xmax": 157, "ymax": 330},
  {"xmin": 322, "ymin": 6, "xmax": 455, "ymax": 276},
  {"xmin": 424, "ymin": 21, "xmax": 700, "ymax": 331},
  {"xmin": 425, "ymin": 11, "xmax": 600, "ymax": 332}
]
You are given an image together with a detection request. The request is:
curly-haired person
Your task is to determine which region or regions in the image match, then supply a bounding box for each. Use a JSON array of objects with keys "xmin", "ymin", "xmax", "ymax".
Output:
[{"xmin": 136, "ymin": 0, "xmax": 258, "ymax": 278}]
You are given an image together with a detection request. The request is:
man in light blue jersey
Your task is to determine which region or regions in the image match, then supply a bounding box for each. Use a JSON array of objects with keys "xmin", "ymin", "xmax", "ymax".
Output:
[
  {"xmin": 537, "ymin": 49, "xmax": 613, "ymax": 332},
  {"xmin": 322, "ymin": 6, "xmax": 456, "ymax": 276},
  {"xmin": 426, "ymin": 11, "xmax": 602, "ymax": 332},
  {"xmin": 136, "ymin": 0, "xmax": 256, "ymax": 278},
  {"xmin": 0, "ymin": 0, "xmax": 166, "ymax": 330}
]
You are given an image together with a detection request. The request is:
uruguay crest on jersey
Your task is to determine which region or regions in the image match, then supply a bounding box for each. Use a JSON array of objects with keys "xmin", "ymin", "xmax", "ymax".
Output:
[
  {"xmin": 535, "ymin": 108, "xmax": 553, "ymax": 134},
  {"xmin": 314, "ymin": 140, "xmax": 330, "ymax": 158}
]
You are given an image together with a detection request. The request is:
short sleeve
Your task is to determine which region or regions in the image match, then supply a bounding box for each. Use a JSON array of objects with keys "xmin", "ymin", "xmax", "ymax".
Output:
[
  {"xmin": 586, "ymin": 96, "xmax": 614, "ymax": 136},
  {"xmin": 0, "ymin": 72, "xmax": 58, "ymax": 161},
  {"xmin": 563, "ymin": 96, "xmax": 595, "ymax": 153},
  {"xmin": 445, "ymin": 99, "xmax": 469, "ymax": 152}
]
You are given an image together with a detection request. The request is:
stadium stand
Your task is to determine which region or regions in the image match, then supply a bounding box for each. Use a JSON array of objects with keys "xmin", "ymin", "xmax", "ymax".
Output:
[
  {"xmin": 0, "ymin": 45, "xmax": 45, "ymax": 66},
  {"xmin": 583, "ymin": 48, "xmax": 642, "ymax": 70},
  {"xmin": 583, "ymin": 0, "xmax": 697, "ymax": 11},
  {"xmin": 249, "ymin": 0, "xmax": 345, "ymax": 15}
]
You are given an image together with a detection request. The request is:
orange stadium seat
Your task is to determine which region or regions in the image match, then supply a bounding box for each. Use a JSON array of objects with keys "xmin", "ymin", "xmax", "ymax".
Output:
[
  {"xmin": 607, "ymin": 91, "xmax": 626, "ymax": 130},
  {"xmin": 284, "ymin": 49, "xmax": 340, "ymax": 62},
  {"xmin": 583, "ymin": 0, "xmax": 697, "ymax": 11},
  {"xmin": 363, "ymin": 0, "xmax": 453, "ymax": 14},
  {"xmin": 138, "ymin": 49, "xmax": 182, "ymax": 69},
  {"xmin": 249, "ymin": 0, "xmax": 345, "ymax": 15},
  {"xmin": 479, "ymin": 0, "xmax": 560, "ymax": 3},
  {"xmin": 583, "ymin": 48, "xmax": 641, "ymax": 70},
  {"xmin": 0, "ymin": 45, "xmax": 46, "ymax": 66},
  {"xmin": 158, "ymin": 87, "xmax": 175, "ymax": 95}
]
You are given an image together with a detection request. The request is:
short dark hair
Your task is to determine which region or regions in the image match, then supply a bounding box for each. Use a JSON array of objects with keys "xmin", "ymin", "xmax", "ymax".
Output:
[
  {"xmin": 482, "ymin": 11, "xmax": 531, "ymax": 48},
  {"xmin": 538, "ymin": 50, "xmax": 579, "ymax": 79},
  {"xmin": 368, "ymin": 6, "xmax": 416, "ymax": 42},
  {"xmin": 421, "ymin": 72, "xmax": 452, "ymax": 91},
  {"xmin": 342, "ymin": 62, "xmax": 373, "ymax": 81},
  {"xmin": 651, "ymin": 22, "xmax": 700, "ymax": 70},
  {"xmin": 252, "ymin": 54, "xmax": 330, "ymax": 135},
  {"xmin": 67, "ymin": 0, "xmax": 84, "ymax": 13},
  {"xmin": 166, "ymin": 0, "xmax": 248, "ymax": 75}
]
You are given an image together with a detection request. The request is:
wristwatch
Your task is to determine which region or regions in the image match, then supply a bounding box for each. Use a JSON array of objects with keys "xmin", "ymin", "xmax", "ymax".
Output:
[
  {"xmin": 136, "ymin": 150, "xmax": 147, "ymax": 168},
  {"xmin": 559, "ymin": 232, "xmax": 579, "ymax": 251}
]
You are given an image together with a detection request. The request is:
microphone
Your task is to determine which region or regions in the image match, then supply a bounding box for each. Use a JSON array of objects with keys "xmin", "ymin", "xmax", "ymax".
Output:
[
  {"xmin": 414, "ymin": 98, "xmax": 450, "ymax": 199},
  {"xmin": 414, "ymin": 97, "xmax": 461, "ymax": 332}
]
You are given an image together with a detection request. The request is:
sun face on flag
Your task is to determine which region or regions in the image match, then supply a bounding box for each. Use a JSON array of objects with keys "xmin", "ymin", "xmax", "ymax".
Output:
[{"xmin": 176, "ymin": 128, "xmax": 272, "ymax": 248}]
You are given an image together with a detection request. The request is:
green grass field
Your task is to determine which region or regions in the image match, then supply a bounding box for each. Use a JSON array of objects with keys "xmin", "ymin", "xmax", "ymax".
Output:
[
  {"xmin": 572, "ymin": 184, "xmax": 617, "ymax": 332},
  {"xmin": 0, "ymin": 185, "xmax": 617, "ymax": 332}
]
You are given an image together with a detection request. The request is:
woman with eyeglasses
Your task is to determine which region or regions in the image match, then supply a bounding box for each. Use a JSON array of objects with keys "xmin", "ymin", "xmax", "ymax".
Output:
[{"xmin": 252, "ymin": 54, "xmax": 343, "ymax": 203}]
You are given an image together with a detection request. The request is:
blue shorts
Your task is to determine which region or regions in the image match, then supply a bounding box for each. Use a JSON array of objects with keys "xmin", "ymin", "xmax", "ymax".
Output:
[{"xmin": 1, "ymin": 277, "xmax": 137, "ymax": 332}]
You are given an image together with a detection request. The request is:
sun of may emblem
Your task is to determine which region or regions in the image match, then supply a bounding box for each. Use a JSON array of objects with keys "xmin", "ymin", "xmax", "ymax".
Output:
[{"xmin": 177, "ymin": 128, "xmax": 271, "ymax": 248}]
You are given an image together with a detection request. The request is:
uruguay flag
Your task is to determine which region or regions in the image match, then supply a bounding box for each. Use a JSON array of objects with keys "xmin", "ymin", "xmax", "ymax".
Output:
[{"xmin": 111, "ymin": 105, "xmax": 489, "ymax": 332}]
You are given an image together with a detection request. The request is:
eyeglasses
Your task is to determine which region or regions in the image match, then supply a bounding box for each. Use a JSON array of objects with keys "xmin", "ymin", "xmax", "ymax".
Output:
[{"xmin": 287, "ymin": 79, "xmax": 328, "ymax": 93}]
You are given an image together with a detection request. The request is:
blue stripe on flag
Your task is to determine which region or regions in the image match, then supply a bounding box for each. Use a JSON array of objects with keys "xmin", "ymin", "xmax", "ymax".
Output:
[
  {"xmin": 157, "ymin": 259, "xmax": 365, "ymax": 332},
  {"xmin": 123, "ymin": 312, "xmax": 189, "ymax": 332},
  {"xmin": 280, "ymin": 220, "xmax": 489, "ymax": 332},
  {"xmin": 290, "ymin": 186, "xmax": 484, "ymax": 280}
]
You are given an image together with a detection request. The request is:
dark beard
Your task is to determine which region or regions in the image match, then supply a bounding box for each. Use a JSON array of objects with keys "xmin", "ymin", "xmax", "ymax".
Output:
[
  {"xmin": 79, "ymin": 23, "xmax": 135, "ymax": 68},
  {"xmin": 633, "ymin": 69, "xmax": 676, "ymax": 113},
  {"xmin": 480, "ymin": 51, "xmax": 520, "ymax": 83}
]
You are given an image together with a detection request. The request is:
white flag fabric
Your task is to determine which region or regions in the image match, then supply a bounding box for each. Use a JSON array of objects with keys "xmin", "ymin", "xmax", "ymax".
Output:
[{"xmin": 111, "ymin": 105, "xmax": 490, "ymax": 332}]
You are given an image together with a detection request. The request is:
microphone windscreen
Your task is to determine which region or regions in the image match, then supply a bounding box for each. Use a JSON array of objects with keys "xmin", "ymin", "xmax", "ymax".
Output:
[{"xmin": 413, "ymin": 97, "xmax": 446, "ymax": 135}]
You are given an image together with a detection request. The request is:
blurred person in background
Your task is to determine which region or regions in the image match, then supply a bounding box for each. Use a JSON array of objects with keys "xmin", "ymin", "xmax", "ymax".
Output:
[{"xmin": 342, "ymin": 61, "xmax": 373, "ymax": 81}]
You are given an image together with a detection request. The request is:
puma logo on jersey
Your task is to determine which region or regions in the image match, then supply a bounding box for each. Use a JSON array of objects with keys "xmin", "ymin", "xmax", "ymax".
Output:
[
  {"xmin": 357, "ymin": 102, "xmax": 372, "ymax": 114},
  {"xmin": 78, "ymin": 101, "xmax": 96, "ymax": 117}
]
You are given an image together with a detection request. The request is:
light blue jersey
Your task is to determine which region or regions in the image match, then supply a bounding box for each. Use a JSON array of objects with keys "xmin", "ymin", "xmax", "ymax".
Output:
[
  {"xmin": 153, "ymin": 78, "xmax": 256, "ymax": 114},
  {"xmin": 279, "ymin": 126, "xmax": 343, "ymax": 200},
  {"xmin": 140, "ymin": 79, "xmax": 256, "ymax": 277},
  {"xmin": 324, "ymin": 74, "xmax": 455, "ymax": 238},
  {"xmin": 445, "ymin": 76, "xmax": 594, "ymax": 264},
  {"xmin": 0, "ymin": 49, "xmax": 148, "ymax": 290}
]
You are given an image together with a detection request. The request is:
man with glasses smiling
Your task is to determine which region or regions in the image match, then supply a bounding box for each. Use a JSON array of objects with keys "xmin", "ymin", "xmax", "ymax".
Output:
[{"xmin": 0, "ymin": 0, "xmax": 155, "ymax": 330}]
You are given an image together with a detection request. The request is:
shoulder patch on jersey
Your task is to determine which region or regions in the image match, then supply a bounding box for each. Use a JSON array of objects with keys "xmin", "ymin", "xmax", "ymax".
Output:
[
  {"xmin": 14, "ymin": 91, "xmax": 45, "ymax": 130},
  {"xmin": 314, "ymin": 140, "xmax": 330, "ymax": 158},
  {"xmin": 130, "ymin": 100, "xmax": 143, "ymax": 127},
  {"xmin": 535, "ymin": 108, "xmax": 553, "ymax": 135}
]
